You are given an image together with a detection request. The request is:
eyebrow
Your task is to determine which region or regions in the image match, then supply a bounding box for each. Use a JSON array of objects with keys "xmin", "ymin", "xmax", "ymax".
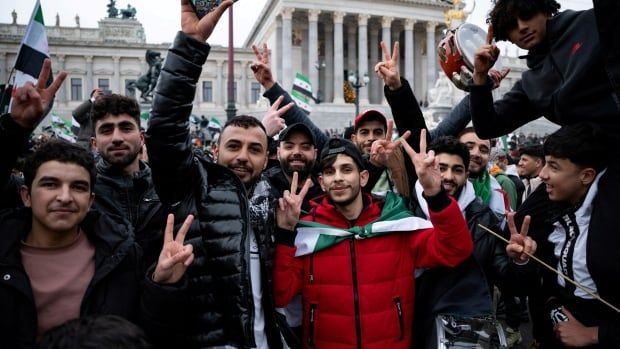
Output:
[
  {"xmin": 38, "ymin": 176, "xmax": 90, "ymax": 187},
  {"xmin": 438, "ymin": 162, "xmax": 465, "ymax": 170}
]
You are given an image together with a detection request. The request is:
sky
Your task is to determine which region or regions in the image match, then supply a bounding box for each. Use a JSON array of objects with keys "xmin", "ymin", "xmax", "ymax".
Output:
[{"xmin": 0, "ymin": 0, "xmax": 592, "ymax": 48}]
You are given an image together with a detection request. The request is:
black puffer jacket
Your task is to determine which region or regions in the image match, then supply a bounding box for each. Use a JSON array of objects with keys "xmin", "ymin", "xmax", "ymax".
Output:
[
  {"xmin": 145, "ymin": 31, "xmax": 282, "ymax": 349},
  {"xmin": 94, "ymin": 158, "xmax": 164, "ymax": 269},
  {"xmin": 0, "ymin": 209, "xmax": 142, "ymax": 349}
]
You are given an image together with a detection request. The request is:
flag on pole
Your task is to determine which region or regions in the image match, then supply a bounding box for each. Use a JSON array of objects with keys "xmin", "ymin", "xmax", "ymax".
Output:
[
  {"xmin": 291, "ymin": 73, "xmax": 313, "ymax": 114},
  {"xmin": 207, "ymin": 117, "xmax": 222, "ymax": 130},
  {"xmin": 12, "ymin": 0, "xmax": 51, "ymax": 95}
]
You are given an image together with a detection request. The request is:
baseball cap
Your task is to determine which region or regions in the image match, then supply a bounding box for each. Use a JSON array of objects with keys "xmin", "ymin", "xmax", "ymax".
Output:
[
  {"xmin": 354, "ymin": 110, "xmax": 387, "ymax": 132},
  {"xmin": 279, "ymin": 123, "xmax": 316, "ymax": 147},
  {"xmin": 319, "ymin": 138, "xmax": 364, "ymax": 170}
]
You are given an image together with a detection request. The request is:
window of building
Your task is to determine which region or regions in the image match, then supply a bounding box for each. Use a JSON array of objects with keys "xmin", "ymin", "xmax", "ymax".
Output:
[
  {"xmin": 71, "ymin": 78, "xmax": 82, "ymax": 101},
  {"xmin": 251, "ymin": 82, "xmax": 261, "ymax": 104},
  {"xmin": 125, "ymin": 79, "xmax": 136, "ymax": 97},
  {"xmin": 202, "ymin": 81, "xmax": 213, "ymax": 102},
  {"xmin": 98, "ymin": 78, "xmax": 110, "ymax": 92}
]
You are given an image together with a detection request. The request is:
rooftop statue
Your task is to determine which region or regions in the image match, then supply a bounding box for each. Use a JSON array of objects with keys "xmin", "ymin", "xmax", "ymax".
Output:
[
  {"xmin": 127, "ymin": 50, "xmax": 163, "ymax": 103},
  {"xmin": 120, "ymin": 4, "xmax": 137, "ymax": 19},
  {"xmin": 107, "ymin": 0, "xmax": 119, "ymax": 18}
]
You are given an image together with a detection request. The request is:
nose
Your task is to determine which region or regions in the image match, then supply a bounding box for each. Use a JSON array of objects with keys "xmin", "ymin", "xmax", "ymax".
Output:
[
  {"xmin": 517, "ymin": 18, "xmax": 528, "ymax": 32},
  {"xmin": 56, "ymin": 185, "xmax": 73, "ymax": 203},
  {"xmin": 236, "ymin": 147, "xmax": 249, "ymax": 163},
  {"xmin": 539, "ymin": 164, "xmax": 550, "ymax": 181},
  {"xmin": 111, "ymin": 127, "xmax": 124, "ymax": 143},
  {"xmin": 443, "ymin": 169, "xmax": 454, "ymax": 181}
]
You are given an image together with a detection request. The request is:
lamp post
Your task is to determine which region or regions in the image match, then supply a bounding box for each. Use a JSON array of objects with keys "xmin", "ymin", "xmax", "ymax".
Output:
[
  {"xmin": 348, "ymin": 71, "xmax": 369, "ymax": 116},
  {"xmin": 225, "ymin": 5, "xmax": 237, "ymax": 121},
  {"xmin": 314, "ymin": 60, "xmax": 326, "ymax": 103}
]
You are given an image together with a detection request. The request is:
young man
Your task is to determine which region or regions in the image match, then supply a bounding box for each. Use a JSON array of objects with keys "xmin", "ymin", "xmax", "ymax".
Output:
[
  {"xmin": 90, "ymin": 94, "xmax": 164, "ymax": 268},
  {"xmin": 490, "ymin": 148, "xmax": 524, "ymax": 209},
  {"xmin": 144, "ymin": 1, "xmax": 284, "ymax": 347},
  {"xmin": 273, "ymin": 135, "xmax": 473, "ymax": 349},
  {"xmin": 517, "ymin": 144, "xmax": 545, "ymax": 201}
]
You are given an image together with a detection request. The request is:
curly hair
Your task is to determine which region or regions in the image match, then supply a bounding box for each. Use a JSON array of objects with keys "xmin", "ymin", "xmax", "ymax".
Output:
[{"xmin": 488, "ymin": 0, "xmax": 561, "ymax": 42}]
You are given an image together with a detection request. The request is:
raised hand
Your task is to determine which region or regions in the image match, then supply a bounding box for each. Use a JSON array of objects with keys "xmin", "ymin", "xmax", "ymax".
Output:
[
  {"xmin": 375, "ymin": 41, "xmax": 401, "ymax": 90},
  {"xmin": 152, "ymin": 213, "xmax": 195, "ymax": 284},
  {"xmin": 262, "ymin": 95, "xmax": 294, "ymax": 137},
  {"xmin": 277, "ymin": 171, "xmax": 312, "ymax": 231},
  {"xmin": 554, "ymin": 307, "xmax": 599, "ymax": 347},
  {"xmin": 11, "ymin": 59, "xmax": 67, "ymax": 129},
  {"xmin": 473, "ymin": 25, "xmax": 500, "ymax": 85},
  {"xmin": 488, "ymin": 67, "xmax": 511, "ymax": 89},
  {"xmin": 399, "ymin": 129, "xmax": 441, "ymax": 196},
  {"xmin": 505, "ymin": 213, "xmax": 535, "ymax": 263},
  {"xmin": 180, "ymin": 0, "xmax": 233, "ymax": 42},
  {"xmin": 370, "ymin": 120, "xmax": 411, "ymax": 167},
  {"xmin": 251, "ymin": 43, "xmax": 275, "ymax": 89}
]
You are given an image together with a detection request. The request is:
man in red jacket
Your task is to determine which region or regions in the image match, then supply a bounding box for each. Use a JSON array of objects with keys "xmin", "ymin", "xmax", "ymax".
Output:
[{"xmin": 274, "ymin": 132, "xmax": 474, "ymax": 349}]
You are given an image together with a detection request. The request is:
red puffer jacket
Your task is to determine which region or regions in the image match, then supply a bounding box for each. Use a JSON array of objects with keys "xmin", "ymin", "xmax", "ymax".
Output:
[{"xmin": 273, "ymin": 193, "xmax": 473, "ymax": 349}]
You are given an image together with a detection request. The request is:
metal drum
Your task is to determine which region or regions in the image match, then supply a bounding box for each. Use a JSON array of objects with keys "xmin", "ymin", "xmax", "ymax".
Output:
[{"xmin": 435, "ymin": 314, "xmax": 508, "ymax": 349}]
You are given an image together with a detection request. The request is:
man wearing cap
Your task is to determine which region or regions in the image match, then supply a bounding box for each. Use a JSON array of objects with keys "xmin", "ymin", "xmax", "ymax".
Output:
[
  {"xmin": 490, "ymin": 148, "xmax": 520, "ymax": 210},
  {"xmin": 273, "ymin": 134, "xmax": 473, "ymax": 349},
  {"xmin": 518, "ymin": 144, "xmax": 545, "ymax": 202}
]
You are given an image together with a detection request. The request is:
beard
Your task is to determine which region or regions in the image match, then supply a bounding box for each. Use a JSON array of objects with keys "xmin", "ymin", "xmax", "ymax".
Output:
[
  {"xmin": 101, "ymin": 147, "xmax": 140, "ymax": 169},
  {"xmin": 281, "ymin": 157, "xmax": 315, "ymax": 179},
  {"xmin": 329, "ymin": 184, "xmax": 361, "ymax": 208}
]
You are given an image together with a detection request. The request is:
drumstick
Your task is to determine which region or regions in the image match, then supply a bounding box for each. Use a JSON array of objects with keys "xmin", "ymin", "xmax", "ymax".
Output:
[{"xmin": 477, "ymin": 223, "xmax": 620, "ymax": 314}]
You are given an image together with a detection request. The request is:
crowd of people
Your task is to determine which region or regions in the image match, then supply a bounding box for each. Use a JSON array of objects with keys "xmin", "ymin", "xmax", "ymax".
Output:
[{"xmin": 1, "ymin": 0, "xmax": 619, "ymax": 348}]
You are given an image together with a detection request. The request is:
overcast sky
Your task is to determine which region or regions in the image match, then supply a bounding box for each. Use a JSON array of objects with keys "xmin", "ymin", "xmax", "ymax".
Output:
[{"xmin": 0, "ymin": 0, "xmax": 592, "ymax": 47}]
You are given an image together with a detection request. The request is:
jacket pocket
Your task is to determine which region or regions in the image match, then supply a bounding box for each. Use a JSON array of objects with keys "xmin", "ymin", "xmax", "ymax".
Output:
[
  {"xmin": 308, "ymin": 303, "xmax": 317, "ymax": 347},
  {"xmin": 394, "ymin": 297, "xmax": 404, "ymax": 340}
]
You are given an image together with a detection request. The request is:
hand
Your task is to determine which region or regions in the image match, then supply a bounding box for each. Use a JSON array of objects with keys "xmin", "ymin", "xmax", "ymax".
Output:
[
  {"xmin": 375, "ymin": 41, "xmax": 401, "ymax": 90},
  {"xmin": 399, "ymin": 129, "xmax": 441, "ymax": 196},
  {"xmin": 277, "ymin": 172, "xmax": 312, "ymax": 231},
  {"xmin": 554, "ymin": 307, "xmax": 599, "ymax": 347},
  {"xmin": 152, "ymin": 214, "xmax": 195, "ymax": 284},
  {"xmin": 180, "ymin": 0, "xmax": 233, "ymax": 42},
  {"xmin": 90, "ymin": 88, "xmax": 104, "ymax": 102},
  {"xmin": 488, "ymin": 68, "xmax": 510, "ymax": 89},
  {"xmin": 251, "ymin": 43, "xmax": 275, "ymax": 89},
  {"xmin": 505, "ymin": 213, "xmax": 535, "ymax": 263},
  {"xmin": 10, "ymin": 59, "xmax": 67, "ymax": 129},
  {"xmin": 473, "ymin": 25, "xmax": 500, "ymax": 85},
  {"xmin": 262, "ymin": 95, "xmax": 294, "ymax": 137},
  {"xmin": 370, "ymin": 120, "xmax": 411, "ymax": 167}
]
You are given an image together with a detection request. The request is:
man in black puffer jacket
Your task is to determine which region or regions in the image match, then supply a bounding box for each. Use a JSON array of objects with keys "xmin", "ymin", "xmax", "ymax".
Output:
[{"xmin": 144, "ymin": 1, "xmax": 283, "ymax": 348}]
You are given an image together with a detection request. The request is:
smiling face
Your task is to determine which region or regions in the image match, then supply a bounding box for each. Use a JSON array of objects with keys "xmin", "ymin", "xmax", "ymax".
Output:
[
  {"xmin": 277, "ymin": 131, "xmax": 317, "ymax": 180},
  {"xmin": 213, "ymin": 125, "xmax": 268, "ymax": 187},
  {"xmin": 20, "ymin": 161, "xmax": 95, "ymax": 237},
  {"xmin": 518, "ymin": 154, "xmax": 543, "ymax": 178},
  {"xmin": 92, "ymin": 113, "xmax": 143, "ymax": 172},
  {"xmin": 319, "ymin": 154, "xmax": 368, "ymax": 207},
  {"xmin": 436, "ymin": 153, "xmax": 469, "ymax": 197},
  {"xmin": 351, "ymin": 120, "xmax": 386, "ymax": 155},
  {"xmin": 507, "ymin": 12, "xmax": 548, "ymax": 50},
  {"xmin": 459, "ymin": 131, "xmax": 490, "ymax": 177},
  {"xmin": 539, "ymin": 155, "xmax": 594, "ymax": 204}
]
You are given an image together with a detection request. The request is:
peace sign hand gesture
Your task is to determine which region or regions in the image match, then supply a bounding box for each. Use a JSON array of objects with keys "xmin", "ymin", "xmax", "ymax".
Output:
[
  {"xmin": 262, "ymin": 95, "xmax": 295, "ymax": 137},
  {"xmin": 251, "ymin": 43, "xmax": 275, "ymax": 89},
  {"xmin": 370, "ymin": 120, "xmax": 411, "ymax": 167},
  {"xmin": 505, "ymin": 213, "xmax": 536, "ymax": 263},
  {"xmin": 277, "ymin": 172, "xmax": 312, "ymax": 231},
  {"xmin": 375, "ymin": 41, "xmax": 401, "ymax": 90},
  {"xmin": 152, "ymin": 214, "xmax": 195, "ymax": 284},
  {"xmin": 473, "ymin": 25, "xmax": 500, "ymax": 85},
  {"xmin": 399, "ymin": 129, "xmax": 441, "ymax": 196},
  {"xmin": 180, "ymin": 0, "xmax": 233, "ymax": 43},
  {"xmin": 11, "ymin": 59, "xmax": 67, "ymax": 129}
]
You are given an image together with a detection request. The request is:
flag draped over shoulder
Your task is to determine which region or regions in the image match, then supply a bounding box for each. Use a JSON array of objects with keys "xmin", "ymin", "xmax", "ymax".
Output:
[
  {"xmin": 293, "ymin": 192, "xmax": 433, "ymax": 256},
  {"xmin": 12, "ymin": 0, "xmax": 51, "ymax": 93},
  {"xmin": 291, "ymin": 73, "xmax": 313, "ymax": 114}
]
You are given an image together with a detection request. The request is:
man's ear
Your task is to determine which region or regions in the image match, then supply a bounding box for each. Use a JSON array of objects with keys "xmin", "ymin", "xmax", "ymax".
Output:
[
  {"xmin": 359, "ymin": 169, "xmax": 369, "ymax": 188},
  {"xmin": 20, "ymin": 185, "xmax": 32, "ymax": 207},
  {"xmin": 90, "ymin": 137, "xmax": 97, "ymax": 149},
  {"xmin": 580, "ymin": 167, "xmax": 597, "ymax": 186},
  {"xmin": 319, "ymin": 176, "xmax": 327, "ymax": 192},
  {"xmin": 212, "ymin": 143, "xmax": 219, "ymax": 162},
  {"xmin": 351, "ymin": 133, "xmax": 357, "ymax": 142}
]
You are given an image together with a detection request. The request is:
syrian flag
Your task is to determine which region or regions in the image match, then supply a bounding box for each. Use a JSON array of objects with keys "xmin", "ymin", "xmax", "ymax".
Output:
[
  {"xmin": 293, "ymin": 192, "xmax": 433, "ymax": 256},
  {"xmin": 207, "ymin": 117, "xmax": 222, "ymax": 130},
  {"xmin": 291, "ymin": 73, "xmax": 313, "ymax": 114},
  {"xmin": 12, "ymin": 0, "xmax": 51, "ymax": 96}
]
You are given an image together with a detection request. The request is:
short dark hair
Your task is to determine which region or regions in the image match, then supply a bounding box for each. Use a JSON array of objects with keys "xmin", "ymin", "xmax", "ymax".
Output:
[
  {"xmin": 489, "ymin": 0, "xmax": 561, "ymax": 42},
  {"xmin": 429, "ymin": 136, "xmax": 470, "ymax": 170},
  {"xmin": 218, "ymin": 115, "xmax": 267, "ymax": 145},
  {"xmin": 457, "ymin": 126, "xmax": 477, "ymax": 139},
  {"xmin": 543, "ymin": 123, "xmax": 609, "ymax": 173},
  {"xmin": 519, "ymin": 144, "xmax": 545, "ymax": 161},
  {"xmin": 39, "ymin": 315, "xmax": 152, "ymax": 349},
  {"xmin": 22, "ymin": 140, "xmax": 96, "ymax": 192},
  {"xmin": 92, "ymin": 94, "xmax": 141, "ymax": 133}
]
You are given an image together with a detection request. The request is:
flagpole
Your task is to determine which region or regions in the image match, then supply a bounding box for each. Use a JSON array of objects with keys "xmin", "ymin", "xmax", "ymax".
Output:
[{"xmin": 0, "ymin": 67, "xmax": 15, "ymax": 113}]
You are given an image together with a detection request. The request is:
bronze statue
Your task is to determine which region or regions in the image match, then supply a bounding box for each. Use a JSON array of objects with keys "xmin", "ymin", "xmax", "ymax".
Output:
[
  {"xmin": 127, "ymin": 50, "xmax": 163, "ymax": 103},
  {"xmin": 120, "ymin": 4, "xmax": 137, "ymax": 19},
  {"xmin": 107, "ymin": 0, "xmax": 118, "ymax": 18}
]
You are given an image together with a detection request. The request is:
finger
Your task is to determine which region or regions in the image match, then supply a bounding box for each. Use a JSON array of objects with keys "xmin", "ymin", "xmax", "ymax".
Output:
[
  {"xmin": 392, "ymin": 41, "xmax": 400, "ymax": 64},
  {"xmin": 207, "ymin": 0, "xmax": 234, "ymax": 24},
  {"xmin": 47, "ymin": 71, "xmax": 67, "ymax": 97},
  {"xmin": 399, "ymin": 137, "xmax": 417, "ymax": 159},
  {"xmin": 291, "ymin": 171, "xmax": 299, "ymax": 194},
  {"xmin": 175, "ymin": 214, "xmax": 195, "ymax": 243},
  {"xmin": 374, "ymin": 62, "xmax": 384, "ymax": 73},
  {"xmin": 164, "ymin": 214, "xmax": 175, "ymax": 243},
  {"xmin": 277, "ymin": 102, "xmax": 295, "ymax": 115},
  {"xmin": 486, "ymin": 24, "xmax": 494, "ymax": 45},
  {"xmin": 523, "ymin": 237, "xmax": 534, "ymax": 255},
  {"xmin": 378, "ymin": 65, "xmax": 391, "ymax": 77},
  {"xmin": 184, "ymin": 252, "xmax": 195, "ymax": 267},
  {"xmin": 500, "ymin": 67, "xmax": 511, "ymax": 78},
  {"xmin": 419, "ymin": 129, "xmax": 428, "ymax": 154},
  {"xmin": 252, "ymin": 44, "xmax": 261, "ymax": 59},
  {"xmin": 278, "ymin": 198, "xmax": 286, "ymax": 211},
  {"xmin": 398, "ymin": 130, "xmax": 411, "ymax": 143},
  {"xmin": 385, "ymin": 119, "xmax": 394, "ymax": 141},
  {"xmin": 381, "ymin": 41, "xmax": 391, "ymax": 62},
  {"xmin": 36, "ymin": 59, "xmax": 52, "ymax": 90},
  {"xmin": 298, "ymin": 178, "xmax": 312, "ymax": 201},
  {"xmin": 271, "ymin": 95, "xmax": 284, "ymax": 109},
  {"xmin": 507, "ymin": 212, "xmax": 519, "ymax": 236},
  {"xmin": 561, "ymin": 307, "xmax": 576, "ymax": 321},
  {"xmin": 520, "ymin": 215, "xmax": 531, "ymax": 237},
  {"xmin": 262, "ymin": 43, "xmax": 270, "ymax": 64},
  {"xmin": 168, "ymin": 246, "xmax": 194, "ymax": 265}
]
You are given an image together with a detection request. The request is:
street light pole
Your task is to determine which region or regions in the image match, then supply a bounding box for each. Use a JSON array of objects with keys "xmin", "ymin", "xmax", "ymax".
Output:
[
  {"xmin": 314, "ymin": 60, "xmax": 326, "ymax": 103},
  {"xmin": 348, "ymin": 71, "xmax": 369, "ymax": 116},
  {"xmin": 225, "ymin": 5, "xmax": 237, "ymax": 121}
]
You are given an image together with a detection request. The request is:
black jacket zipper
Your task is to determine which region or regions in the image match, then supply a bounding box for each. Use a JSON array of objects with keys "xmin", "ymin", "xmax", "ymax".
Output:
[
  {"xmin": 308, "ymin": 303, "xmax": 317, "ymax": 347},
  {"xmin": 393, "ymin": 296, "xmax": 404, "ymax": 340}
]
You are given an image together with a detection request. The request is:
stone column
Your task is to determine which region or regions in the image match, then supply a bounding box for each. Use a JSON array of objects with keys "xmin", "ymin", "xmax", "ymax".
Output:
[
  {"xmin": 240, "ymin": 61, "xmax": 248, "ymax": 107},
  {"xmin": 308, "ymin": 9, "xmax": 321, "ymax": 100},
  {"xmin": 381, "ymin": 17, "xmax": 393, "ymax": 104},
  {"xmin": 369, "ymin": 22, "xmax": 380, "ymax": 104},
  {"xmin": 0, "ymin": 53, "xmax": 6, "ymax": 87},
  {"xmin": 324, "ymin": 21, "xmax": 334, "ymax": 103},
  {"xmin": 85, "ymin": 55, "xmax": 94, "ymax": 96},
  {"xmin": 333, "ymin": 11, "xmax": 345, "ymax": 104},
  {"xmin": 276, "ymin": 18, "xmax": 283, "ymax": 83},
  {"xmin": 347, "ymin": 23, "xmax": 357, "ymax": 73},
  {"xmin": 281, "ymin": 7, "xmax": 294, "ymax": 91},
  {"xmin": 358, "ymin": 14, "xmax": 370, "ymax": 105},
  {"xmin": 112, "ymin": 55, "xmax": 121, "ymax": 94},
  {"xmin": 404, "ymin": 19, "xmax": 415, "ymax": 85},
  {"xmin": 56, "ymin": 54, "xmax": 66, "ymax": 103},
  {"xmin": 216, "ymin": 60, "xmax": 224, "ymax": 106},
  {"xmin": 426, "ymin": 21, "xmax": 437, "ymax": 96}
]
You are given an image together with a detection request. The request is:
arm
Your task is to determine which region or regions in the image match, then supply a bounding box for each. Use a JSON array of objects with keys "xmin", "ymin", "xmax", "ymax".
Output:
[
  {"xmin": 0, "ymin": 115, "xmax": 30, "ymax": 209},
  {"xmin": 383, "ymin": 78, "xmax": 429, "ymax": 150},
  {"xmin": 272, "ymin": 230, "xmax": 304, "ymax": 307},
  {"xmin": 431, "ymin": 95, "xmax": 472, "ymax": 140}
]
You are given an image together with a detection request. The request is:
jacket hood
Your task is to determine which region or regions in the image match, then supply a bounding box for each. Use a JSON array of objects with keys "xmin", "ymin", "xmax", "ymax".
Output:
[{"xmin": 526, "ymin": 9, "xmax": 586, "ymax": 68}]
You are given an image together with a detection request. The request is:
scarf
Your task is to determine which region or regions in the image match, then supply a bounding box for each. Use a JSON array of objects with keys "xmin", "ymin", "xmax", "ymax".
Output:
[
  {"xmin": 414, "ymin": 180, "xmax": 476, "ymax": 220},
  {"xmin": 293, "ymin": 192, "xmax": 432, "ymax": 256},
  {"xmin": 471, "ymin": 170, "xmax": 492, "ymax": 205}
]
